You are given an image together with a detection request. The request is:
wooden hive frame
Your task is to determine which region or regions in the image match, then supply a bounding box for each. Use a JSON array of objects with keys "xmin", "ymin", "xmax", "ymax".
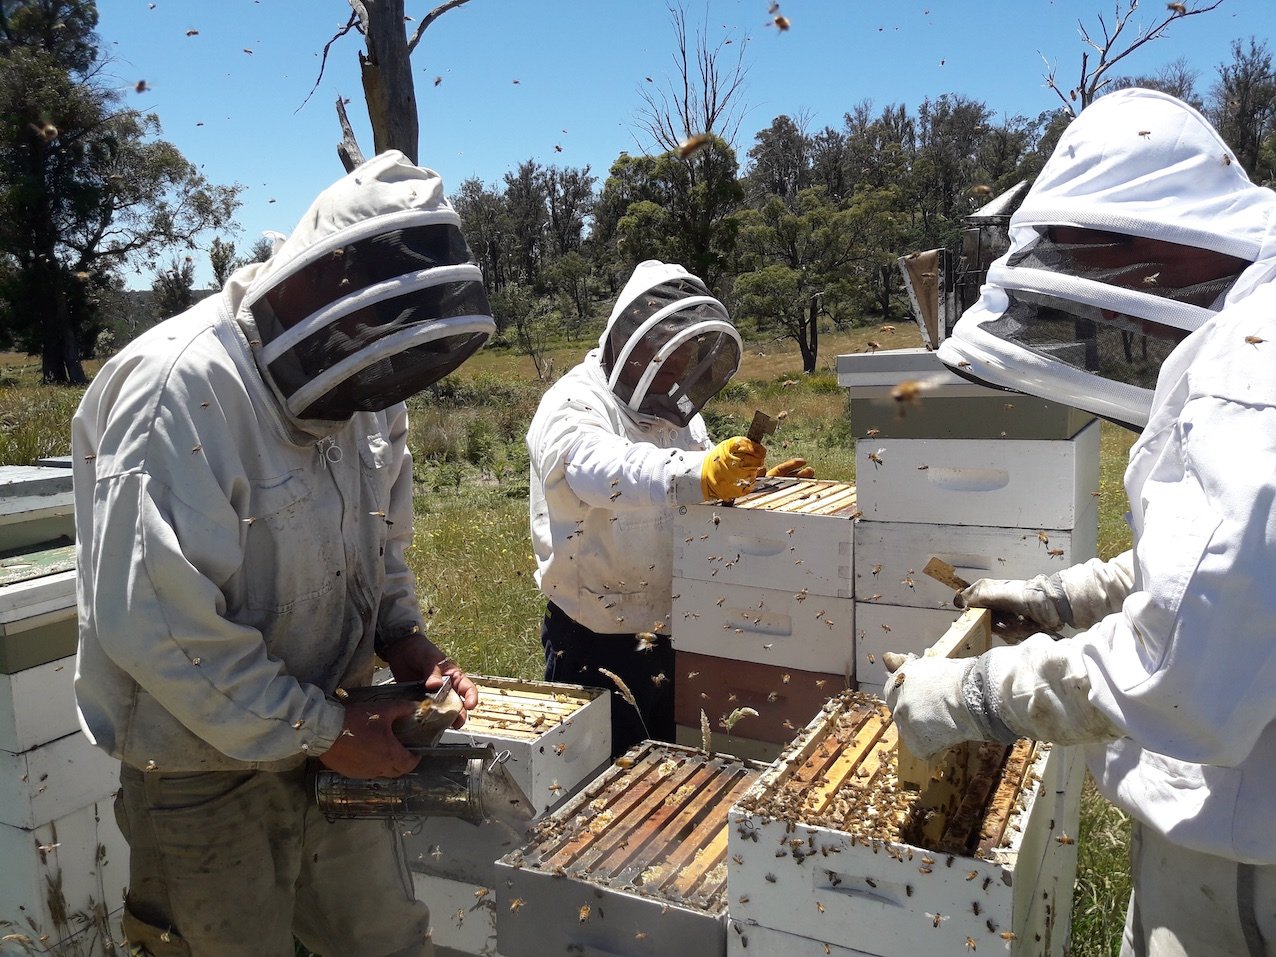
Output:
[
  {"xmin": 728, "ymin": 477, "xmax": 859, "ymax": 517},
  {"xmin": 496, "ymin": 743, "xmax": 765, "ymax": 957}
]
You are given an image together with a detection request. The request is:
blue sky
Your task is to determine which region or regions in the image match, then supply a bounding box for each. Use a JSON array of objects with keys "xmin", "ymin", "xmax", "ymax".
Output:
[{"xmin": 96, "ymin": 0, "xmax": 1266, "ymax": 288}]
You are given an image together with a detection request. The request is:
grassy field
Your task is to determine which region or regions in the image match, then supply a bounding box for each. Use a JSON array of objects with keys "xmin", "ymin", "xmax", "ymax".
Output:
[{"xmin": 1, "ymin": 327, "xmax": 1135, "ymax": 955}]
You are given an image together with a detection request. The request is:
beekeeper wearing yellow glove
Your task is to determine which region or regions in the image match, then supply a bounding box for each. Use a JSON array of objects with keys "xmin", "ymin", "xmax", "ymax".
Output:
[{"xmin": 528, "ymin": 260, "xmax": 773, "ymax": 756}]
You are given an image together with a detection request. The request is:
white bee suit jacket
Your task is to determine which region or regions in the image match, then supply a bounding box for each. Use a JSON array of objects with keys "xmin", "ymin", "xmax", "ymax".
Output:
[
  {"xmin": 72, "ymin": 153, "xmax": 491, "ymax": 772},
  {"xmin": 527, "ymin": 355, "xmax": 709, "ymax": 635},
  {"xmin": 980, "ymin": 271, "xmax": 1276, "ymax": 863}
]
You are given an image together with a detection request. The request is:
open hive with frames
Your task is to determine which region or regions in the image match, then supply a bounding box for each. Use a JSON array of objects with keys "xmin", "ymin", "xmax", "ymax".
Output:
[
  {"xmin": 726, "ymin": 689, "xmax": 1084, "ymax": 957},
  {"xmin": 495, "ymin": 741, "xmax": 765, "ymax": 957}
]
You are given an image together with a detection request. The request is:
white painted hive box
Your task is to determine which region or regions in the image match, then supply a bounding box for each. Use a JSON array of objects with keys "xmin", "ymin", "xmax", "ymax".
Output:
[
  {"xmin": 674, "ymin": 479, "xmax": 857, "ymax": 598},
  {"xmin": 854, "ymin": 420, "xmax": 1100, "ymax": 530},
  {"xmin": 1, "ymin": 544, "xmax": 78, "ymax": 676},
  {"xmin": 0, "ymin": 731, "xmax": 121, "ymax": 830},
  {"xmin": 411, "ymin": 870, "xmax": 500, "ymax": 957},
  {"xmin": 672, "ymin": 577, "xmax": 854, "ymax": 676},
  {"xmin": 853, "ymin": 518, "xmax": 1098, "ymax": 611},
  {"xmin": 0, "ymin": 797, "xmax": 127, "ymax": 952},
  {"xmin": 854, "ymin": 602, "xmax": 961, "ymax": 690},
  {"xmin": 378, "ymin": 672, "xmax": 612, "ymax": 882},
  {"xmin": 0, "ymin": 466, "xmax": 75, "ymax": 554},
  {"xmin": 1, "ymin": 657, "xmax": 79, "ymax": 754},
  {"xmin": 726, "ymin": 692, "xmax": 1084, "ymax": 957},
  {"xmin": 438, "ymin": 675, "xmax": 611, "ymax": 818},
  {"xmin": 494, "ymin": 742, "xmax": 764, "ymax": 957}
]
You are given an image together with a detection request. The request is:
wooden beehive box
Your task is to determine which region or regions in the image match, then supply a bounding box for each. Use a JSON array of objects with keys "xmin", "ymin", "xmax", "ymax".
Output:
[
  {"xmin": 674, "ymin": 650, "xmax": 845, "ymax": 749},
  {"xmin": 411, "ymin": 870, "xmax": 500, "ymax": 957},
  {"xmin": 672, "ymin": 577, "xmax": 854, "ymax": 675},
  {"xmin": 1, "ymin": 657, "xmax": 78, "ymax": 755},
  {"xmin": 438, "ymin": 675, "xmax": 611, "ymax": 817},
  {"xmin": 1, "ymin": 543, "xmax": 78, "ymax": 676},
  {"xmin": 0, "ymin": 466, "xmax": 75, "ymax": 554},
  {"xmin": 853, "ymin": 518, "xmax": 1098, "ymax": 611},
  {"xmin": 674, "ymin": 478, "xmax": 857, "ymax": 598},
  {"xmin": 494, "ymin": 742, "xmax": 764, "ymax": 957},
  {"xmin": 853, "ymin": 602, "xmax": 963, "ymax": 691},
  {"xmin": 726, "ymin": 689, "xmax": 1083, "ymax": 957},
  {"xmin": 403, "ymin": 674, "xmax": 612, "ymax": 904},
  {"xmin": 0, "ymin": 797, "xmax": 127, "ymax": 953},
  {"xmin": 0, "ymin": 730, "xmax": 120, "ymax": 831},
  {"xmin": 853, "ymin": 420, "xmax": 1100, "ymax": 530}
]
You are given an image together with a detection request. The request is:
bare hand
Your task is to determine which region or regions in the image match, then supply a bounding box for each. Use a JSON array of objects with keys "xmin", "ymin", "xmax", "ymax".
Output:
[
  {"xmin": 383, "ymin": 636, "xmax": 479, "ymax": 729},
  {"xmin": 318, "ymin": 699, "xmax": 422, "ymax": 779}
]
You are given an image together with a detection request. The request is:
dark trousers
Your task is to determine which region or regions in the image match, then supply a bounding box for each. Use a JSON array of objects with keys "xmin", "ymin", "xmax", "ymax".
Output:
[{"xmin": 541, "ymin": 601, "xmax": 676, "ymax": 759}]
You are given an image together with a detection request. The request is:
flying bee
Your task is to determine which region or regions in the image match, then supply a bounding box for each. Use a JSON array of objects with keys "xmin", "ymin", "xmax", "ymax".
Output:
[
  {"xmin": 867, "ymin": 448, "xmax": 885, "ymax": 469},
  {"xmin": 892, "ymin": 379, "xmax": 924, "ymax": 406},
  {"xmin": 135, "ymin": 79, "xmax": 150, "ymax": 93},
  {"xmin": 1038, "ymin": 530, "xmax": 1050, "ymax": 546},
  {"xmin": 1143, "ymin": 272, "xmax": 1160, "ymax": 286},
  {"xmin": 1245, "ymin": 335, "xmax": 1266, "ymax": 347},
  {"xmin": 771, "ymin": 13, "xmax": 790, "ymax": 29},
  {"xmin": 1167, "ymin": 1, "xmax": 1187, "ymax": 12},
  {"xmin": 635, "ymin": 633, "xmax": 657, "ymax": 652},
  {"xmin": 1055, "ymin": 833, "xmax": 1075, "ymax": 845},
  {"xmin": 509, "ymin": 898, "xmax": 526, "ymax": 914},
  {"xmin": 677, "ymin": 133, "xmax": 712, "ymax": 159},
  {"xmin": 865, "ymin": 340, "xmax": 881, "ymax": 353},
  {"xmin": 1047, "ymin": 547, "xmax": 1066, "ymax": 559},
  {"xmin": 1223, "ymin": 153, "xmax": 1233, "ymax": 166},
  {"xmin": 929, "ymin": 912, "xmax": 947, "ymax": 928},
  {"xmin": 578, "ymin": 904, "xmax": 591, "ymax": 923},
  {"xmin": 1138, "ymin": 130, "xmax": 1152, "ymax": 138}
]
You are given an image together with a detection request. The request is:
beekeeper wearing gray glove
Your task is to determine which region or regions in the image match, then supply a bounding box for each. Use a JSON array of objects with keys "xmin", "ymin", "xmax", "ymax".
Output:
[
  {"xmin": 886, "ymin": 89, "xmax": 1276, "ymax": 957},
  {"xmin": 957, "ymin": 550, "xmax": 1134, "ymax": 631},
  {"xmin": 74, "ymin": 152, "xmax": 493, "ymax": 957}
]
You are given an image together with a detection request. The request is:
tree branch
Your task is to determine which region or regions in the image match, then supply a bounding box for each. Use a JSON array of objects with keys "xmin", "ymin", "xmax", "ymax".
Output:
[
  {"xmin": 336, "ymin": 96, "xmax": 366, "ymax": 172},
  {"xmin": 298, "ymin": 11, "xmax": 360, "ymax": 114}
]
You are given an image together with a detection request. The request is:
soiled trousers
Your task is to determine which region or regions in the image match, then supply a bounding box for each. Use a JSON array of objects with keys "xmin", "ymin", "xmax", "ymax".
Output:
[
  {"xmin": 115, "ymin": 762, "xmax": 432, "ymax": 957},
  {"xmin": 1121, "ymin": 822, "xmax": 1276, "ymax": 957}
]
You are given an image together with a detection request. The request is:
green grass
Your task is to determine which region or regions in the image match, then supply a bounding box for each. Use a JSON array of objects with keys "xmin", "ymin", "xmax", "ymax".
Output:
[{"xmin": 1, "ymin": 337, "xmax": 1138, "ymax": 955}]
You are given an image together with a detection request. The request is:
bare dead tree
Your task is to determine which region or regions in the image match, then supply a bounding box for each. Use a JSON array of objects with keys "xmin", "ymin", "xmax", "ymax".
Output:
[
  {"xmin": 634, "ymin": 2, "xmax": 750, "ymax": 153},
  {"xmin": 1040, "ymin": 0, "xmax": 1225, "ymax": 117},
  {"xmin": 307, "ymin": 1, "xmax": 474, "ymax": 172}
]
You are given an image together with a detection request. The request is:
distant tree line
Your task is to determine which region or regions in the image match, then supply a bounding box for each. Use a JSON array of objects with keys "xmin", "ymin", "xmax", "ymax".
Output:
[{"xmin": 1, "ymin": 0, "xmax": 1272, "ymax": 381}]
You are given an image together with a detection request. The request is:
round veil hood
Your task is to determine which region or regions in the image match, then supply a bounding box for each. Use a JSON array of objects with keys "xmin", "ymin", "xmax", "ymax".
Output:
[
  {"xmin": 938, "ymin": 88, "xmax": 1276, "ymax": 430},
  {"xmin": 239, "ymin": 151, "xmax": 496, "ymax": 423},
  {"xmin": 599, "ymin": 260, "xmax": 742, "ymax": 427}
]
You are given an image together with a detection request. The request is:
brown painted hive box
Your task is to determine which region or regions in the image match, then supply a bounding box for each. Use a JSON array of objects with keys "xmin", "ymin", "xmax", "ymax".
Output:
[
  {"xmin": 495, "ymin": 742, "xmax": 765, "ymax": 957},
  {"xmin": 726, "ymin": 692, "xmax": 1084, "ymax": 957}
]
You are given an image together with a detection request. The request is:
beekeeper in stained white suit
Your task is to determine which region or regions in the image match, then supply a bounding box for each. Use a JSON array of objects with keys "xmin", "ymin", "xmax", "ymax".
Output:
[
  {"xmin": 884, "ymin": 89, "xmax": 1276, "ymax": 956},
  {"xmin": 73, "ymin": 152, "xmax": 495, "ymax": 957},
  {"xmin": 528, "ymin": 260, "xmax": 810, "ymax": 756}
]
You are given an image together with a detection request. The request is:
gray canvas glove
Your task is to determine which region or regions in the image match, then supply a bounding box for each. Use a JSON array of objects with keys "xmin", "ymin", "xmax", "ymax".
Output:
[
  {"xmin": 882, "ymin": 652, "xmax": 1019, "ymax": 759},
  {"xmin": 958, "ymin": 550, "xmax": 1135, "ymax": 631}
]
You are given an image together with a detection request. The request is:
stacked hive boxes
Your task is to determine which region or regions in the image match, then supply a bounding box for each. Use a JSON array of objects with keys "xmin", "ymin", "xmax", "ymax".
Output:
[
  {"xmin": 404, "ymin": 675, "xmax": 611, "ymax": 957},
  {"xmin": 670, "ymin": 480, "xmax": 859, "ymax": 759},
  {"xmin": 837, "ymin": 349, "xmax": 1099, "ymax": 689},
  {"xmin": 0, "ymin": 467, "xmax": 125, "ymax": 955}
]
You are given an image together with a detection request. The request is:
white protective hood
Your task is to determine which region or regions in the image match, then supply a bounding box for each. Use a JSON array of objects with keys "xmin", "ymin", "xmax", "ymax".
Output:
[
  {"xmin": 939, "ymin": 88, "xmax": 1276, "ymax": 429},
  {"xmin": 599, "ymin": 260, "xmax": 742, "ymax": 427},
  {"xmin": 236, "ymin": 151, "xmax": 495, "ymax": 424}
]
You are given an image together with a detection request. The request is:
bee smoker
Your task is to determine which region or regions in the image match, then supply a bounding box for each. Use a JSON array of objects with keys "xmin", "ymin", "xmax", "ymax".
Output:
[
  {"xmin": 312, "ymin": 679, "xmax": 538, "ymax": 829},
  {"xmin": 313, "ymin": 744, "xmax": 537, "ymax": 827}
]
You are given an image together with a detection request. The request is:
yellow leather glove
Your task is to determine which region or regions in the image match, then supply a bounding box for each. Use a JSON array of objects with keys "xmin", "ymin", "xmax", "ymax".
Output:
[
  {"xmin": 701, "ymin": 437, "xmax": 767, "ymax": 501},
  {"xmin": 765, "ymin": 458, "xmax": 816, "ymax": 479}
]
